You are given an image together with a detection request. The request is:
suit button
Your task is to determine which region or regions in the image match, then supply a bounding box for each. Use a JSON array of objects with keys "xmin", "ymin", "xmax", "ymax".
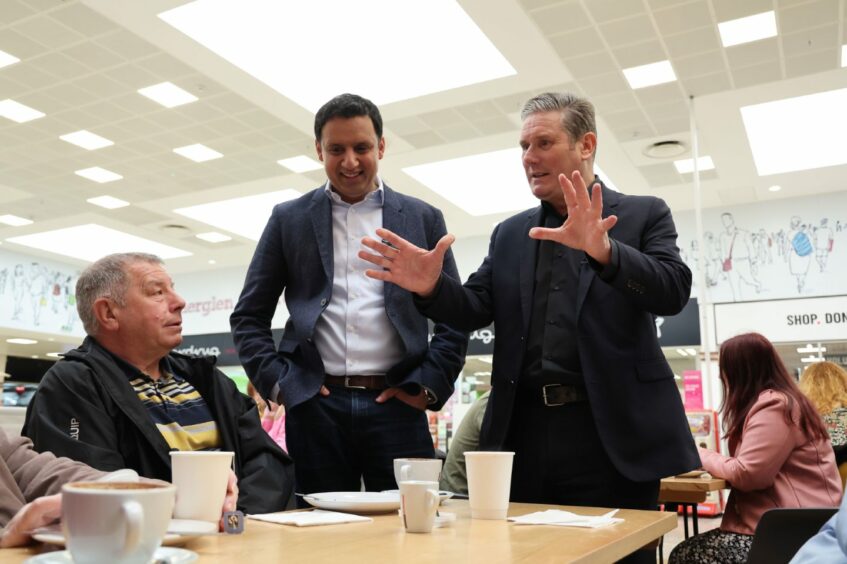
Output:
[
  {"xmin": 306, "ymin": 338, "xmax": 313, "ymax": 344},
  {"xmin": 320, "ymin": 298, "xmax": 327, "ymax": 306}
]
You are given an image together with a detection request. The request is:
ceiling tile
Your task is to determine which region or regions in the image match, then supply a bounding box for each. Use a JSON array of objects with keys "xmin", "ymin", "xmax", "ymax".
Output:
[
  {"xmin": 0, "ymin": 1, "xmax": 37, "ymax": 26},
  {"xmin": 63, "ymin": 41, "xmax": 126, "ymax": 70},
  {"xmin": 664, "ymin": 26, "xmax": 722, "ymax": 58},
  {"xmin": 236, "ymin": 109, "xmax": 282, "ymax": 129},
  {"xmin": 602, "ymin": 108, "xmax": 650, "ymax": 129},
  {"xmin": 600, "ymin": 15, "xmax": 659, "ymax": 48},
  {"xmin": 645, "ymin": 0, "xmax": 699, "ymax": 10},
  {"xmin": 0, "ymin": 28, "xmax": 49, "ymax": 59},
  {"xmin": 549, "ymin": 27, "xmax": 606, "ymax": 60},
  {"xmin": 402, "ymin": 130, "xmax": 446, "ymax": 149},
  {"xmin": 518, "ymin": 0, "xmax": 561, "ymax": 12},
  {"xmin": 50, "ymin": 3, "xmax": 118, "ymax": 37},
  {"xmin": 438, "ymin": 122, "xmax": 480, "ymax": 143},
  {"xmin": 205, "ymin": 116, "xmax": 254, "ymax": 138},
  {"xmin": 778, "ymin": 0, "xmax": 839, "ymax": 35},
  {"xmin": 643, "ymin": 99, "xmax": 689, "ymax": 121},
  {"xmin": 608, "ymin": 121, "xmax": 657, "ymax": 142},
  {"xmin": 652, "ymin": 2, "xmax": 714, "ymax": 36},
  {"xmin": 0, "ymin": 75, "xmax": 27, "ymax": 99},
  {"xmin": 652, "ymin": 115, "xmax": 691, "ymax": 136},
  {"xmin": 639, "ymin": 162, "xmax": 683, "ymax": 187},
  {"xmin": 103, "ymin": 63, "xmax": 161, "ymax": 90},
  {"xmin": 592, "ymin": 90, "xmax": 641, "ymax": 114},
  {"xmin": 419, "ymin": 108, "xmax": 464, "ymax": 128},
  {"xmin": 474, "ymin": 115, "xmax": 516, "ymax": 135},
  {"xmin": 680, "ymin": 71, "xmax": 733, "ymax": 96},
  {"xmin": 584, "ymin": 0, "xmax": 646, "ymax": 23},
  {"xmin": 673, "ymin": 50, "xmax": 727, "ymax": 79},
  {"xmin": 712, "ymin": 0, "xmax": 774, "ymax": 22},
  {"xmin": 388, "ymin": 116, "xmax": 429, "ymax": 135},
  {"xmin": 3, "ymin": 64, "xmax": 56, "ymax": 90},
  {"xmin": 634, "ymin": 82, "xmax": 686, "ymax": 106},
  {"xmin": 14, "ymin": 15, "xmax": 85, "ymax": 50},
  {"xmin": 135, "ymin": 53, "xmax": 196, "ymax": 79},
  {"xmin": 781, "ymin": 24, "xmax": 839, "ymax": 58},
  {"xmin": 456, "ymin": 100, "xmax": 502, "ymax": 121},
  {"xmin": 529, "ymin": 1, "xmax": 592, "ymax": 36},
  {"xmin": 560, "ymin": 50, "xmax": 619, "ymax": 78},
  {"xmin": 94, "ymin": 31, "xmax": 157, "ymax": 61},
  {"xmin": 29, "ymin": 52, "xmax": 91, "ymax": 82},
  {"xmin": 784, "ymin": 50, "xmax": 839, "ymax": 77},
  {"xmin": 76, "ymin": 74, "xmax": 127, "ymax": 98},
  {"xmin": 731, "ymin": 60, "xmax": 782, "ymax": 88},
  {"xmin": 262, "ymin": 124, "xmax": 308, "ymax": 144},
  {"xmin": 492, "ymin": 90, "xmax": 539, "ymax": 114},
  {"xmin": 612, "ymin": 40, "xmax": 666, "ymax": 68},
  {"xmin": 724, "ymin": 37, "xmax": 780, "ymax": 69},
  {"xmin": 576, "ymin": 72, "xmax": 631, "ymax": 97}
]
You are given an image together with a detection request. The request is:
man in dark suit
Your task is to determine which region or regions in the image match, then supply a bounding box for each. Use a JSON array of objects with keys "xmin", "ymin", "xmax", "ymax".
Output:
[
  {"xmin": 360, "ymin": 92, "xmax": 698, "ymax": 560},
  {"xmin": 231, "ymin": 93, "xmax": 467, "ymax": 494}
]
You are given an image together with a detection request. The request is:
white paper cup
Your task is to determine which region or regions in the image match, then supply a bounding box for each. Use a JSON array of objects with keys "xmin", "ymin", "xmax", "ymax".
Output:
[
  {"xmin": 399, "ymin": 480, "xmax": 440, "ymax": 533},
  {"xmin": 393, "ymin": 458, "xmax": 442, "ymax": 485},
  {"xmin": 62, "ymin": 481, "xmax": 175, "ymax": 564},
  {"xmin": 170, "ymin": 451, "xmax": 233, "ymax": 523},
  {"xmin": 465, "ymin": 451, "xmax": 515, "ymax": 520}
]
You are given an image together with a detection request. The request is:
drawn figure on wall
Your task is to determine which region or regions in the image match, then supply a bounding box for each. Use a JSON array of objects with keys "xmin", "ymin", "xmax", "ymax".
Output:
[
  {"xmin": 754, "ymin": 228, "xmax": 773, "ymax": 265},
  {"xmin": 719, "ymin": 212, "xmax": 762, "ymax": 300},
  {"xmin": 11, "ymin": 264, "xmax": 26, "ymax": 321},
  {"xmin": 28, "ymin": 263, "xmax": 49, "ymax": 326},
  {"xmin": 814, "ymin": 218, "xmax": 834, "ymax": 273},
  {"xmin": 0, "ymin": 267, "xmax": 7, "ymax": 295},
  {"xmin": 786, "ymin": 216, "xmax": 813, "ymax": 293},
  {"xmin": 62, "ymin": 275, "xmax": 77, "ymax": 332}
]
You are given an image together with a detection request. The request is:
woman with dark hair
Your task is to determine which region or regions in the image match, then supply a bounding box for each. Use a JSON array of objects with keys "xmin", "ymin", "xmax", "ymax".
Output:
[{"xmin": 670, "ymin": 332, "xmax": 841, "ymax": 563}]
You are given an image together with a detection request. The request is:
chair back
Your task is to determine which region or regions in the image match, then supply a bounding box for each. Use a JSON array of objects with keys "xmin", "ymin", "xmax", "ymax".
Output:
[{"xmin": 746, "ymin": 507, "xmax": 837, "ymax": 564}]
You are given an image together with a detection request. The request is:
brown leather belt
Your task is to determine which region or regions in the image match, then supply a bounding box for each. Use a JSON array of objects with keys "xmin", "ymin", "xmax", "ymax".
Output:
[{"xmin": 324, "ymin": 375, "xmax": 388, "ymax": 390}]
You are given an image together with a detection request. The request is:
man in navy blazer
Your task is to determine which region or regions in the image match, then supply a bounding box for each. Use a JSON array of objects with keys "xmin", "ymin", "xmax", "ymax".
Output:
[
  {"xmin": 360, "ymin": 92, "xmax": 698, "ymax": 561},
  {"xmin": 231, "ymin": 94, "xmax": 467, "ymax": 494}
]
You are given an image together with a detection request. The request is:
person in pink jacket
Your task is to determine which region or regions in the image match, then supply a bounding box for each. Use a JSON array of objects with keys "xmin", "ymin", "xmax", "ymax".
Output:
[{"xmin": 670, "ymin": 332, "xmax": 842, "ymax": 563}]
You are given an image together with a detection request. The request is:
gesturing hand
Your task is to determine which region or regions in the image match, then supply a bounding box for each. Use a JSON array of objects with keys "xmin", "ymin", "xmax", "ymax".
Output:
[
  {"xmin": 359, "ymin": 228, "xmax": 455, "ymax": 297},
  {"xmin": 528, "ymin": 170, "xmax": 617, "ymax": 264}
]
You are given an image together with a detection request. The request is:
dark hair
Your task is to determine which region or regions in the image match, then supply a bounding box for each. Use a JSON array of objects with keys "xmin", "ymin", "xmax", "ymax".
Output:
[
  {"xmin": 719, "ymin": 332, "xmax": 827, "ymax": 450},
  {"xmin": 314, "ymin": 93, "xmax": 383, "ymax": 141}
]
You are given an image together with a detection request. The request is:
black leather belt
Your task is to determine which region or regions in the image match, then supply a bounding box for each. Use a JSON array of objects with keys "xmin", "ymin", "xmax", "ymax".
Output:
[
  {"xmin": 536, "ymin": 383, "xmax": 588, "ymax": 407},
  {"xmin": 324, "ymin": 375, "xmax": 388, "ymax": 390}
]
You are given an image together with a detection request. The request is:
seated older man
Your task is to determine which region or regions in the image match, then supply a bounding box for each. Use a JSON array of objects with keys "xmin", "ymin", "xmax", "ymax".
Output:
[{"xmin": 23, "ymin": 252, "xmax": 293, "ymax": 514}]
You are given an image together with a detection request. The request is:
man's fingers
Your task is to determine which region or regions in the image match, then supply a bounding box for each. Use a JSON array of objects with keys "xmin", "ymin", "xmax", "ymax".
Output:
[
  {"xmin": 319, "ymin": 385, "xmax": 330, "ymax": 397},
  {"xmin": 358, "ymin": 250, "xmax": 392, "ymax": 268},
  {"xmin": 559, "ymin": 173, "xmax": 578, "ymax": 211},
  {"xmin": 432, "ymin": 234, "xmax": 455, "ymax": 258},
  {"xmin": 590, "ymin": 183, "xmax": 604, "ymax": 213},
  {"xmin": 364, "ymin": 268, "xmax": 392, "ymax": 282},
  {"xmin": 360, "ymin": 237, "xmax": 399, "ymax": 258},
  {"xmin": 601, "ymin": 215, "xmax": 618, "ymax": 231},
  {"xmin": 571, "ymin": 170, "xmax": 592, "ymax": 209},
  {"xmin": 375, "ymin": 388, "xmax": 399, "ymax": 403},
  {"xmin": 374, "ymin": 228, "xmax": 409, "ymax": 250},
  {"xmin": 528, "ymin": 227, "xmax": 563, "ymax": 242}
]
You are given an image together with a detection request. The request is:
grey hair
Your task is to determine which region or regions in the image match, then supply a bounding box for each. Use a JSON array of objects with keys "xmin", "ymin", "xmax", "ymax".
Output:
[
  {"xmin": 520, "ymin": 92, "xmax": 597, "ymax": 158},
  {"xmin": 76, "ymin": 252, "xmax": 163, "ymax": 335}
]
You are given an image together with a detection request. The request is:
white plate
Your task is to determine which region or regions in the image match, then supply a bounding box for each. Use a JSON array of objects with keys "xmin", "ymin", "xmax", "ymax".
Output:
[
  {"xmin": 381, "ymin": 489, "xmax": 455, "ymax": 503},
  {"xmin": 302, "ymin": 491, "xmax": 401, "ymax": 513},
  {"xmin": 30, "ymin": 518, "xmax": 214, "ymax": 548},
  {"xmin": 24, "ymin": 546, "xmax": 197, "ymax": 563}
]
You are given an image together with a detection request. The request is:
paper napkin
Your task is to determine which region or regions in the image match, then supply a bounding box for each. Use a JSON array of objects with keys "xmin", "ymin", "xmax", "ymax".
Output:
[{"xmin": 508, "ymin": 508, "xmax": 622, "ymax": 528}]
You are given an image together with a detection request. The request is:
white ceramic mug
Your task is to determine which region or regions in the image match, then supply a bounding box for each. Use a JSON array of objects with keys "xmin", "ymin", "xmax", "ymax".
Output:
[
  {"xmin": 465, "ymin": 451, "xmax": 515, "ymax": 520},
  {"xmin": 62, "ymin": 481, "xmax": 176, "ymax": 564},
  {"xmin": 399, "ymin": 480, "xmax": 439, "ymax": 533},
  {"xmin": 393, "ymin": 457, "xmax": 442, "ymax": 485},
  {"xmin": 170, "ymin": 450, "xmax": 233, "ymax": 523}
]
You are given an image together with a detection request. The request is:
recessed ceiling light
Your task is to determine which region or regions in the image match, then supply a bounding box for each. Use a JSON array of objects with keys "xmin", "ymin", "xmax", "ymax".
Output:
[
  {"xmin": 741, "ymin": 88, "xmax": 847, "ymax": 175},
  {"xmin": 6, "ymin": 224, "xmax": 191, "ymax": 262},
  {"xmin": 718, "ymin": 11, "xmax": 777, "ymax": 48},
  {"xmin": 0, "ymin": 49, "xmax": 20, "ymax": 69},
  {"xmin": 196, "ymin": 231, "xmax": 232, "ymax": 243},
  {"xmin": 87, "ymin": 195, "xmax": 130, "ymax": 209},
  {"xmin": 174, "ymin": 190, "xmax": 302, "ymax": 240},
  {"xmin": 173, "ymin": 143, "xmax": 223, "ymax": 162},
  {"xmin": 768, "ymin": 185, "xmax": 781, "ymax": 192},
  {"xmin": 137, "ymin": 82, "xmax": 198, "ymax": 108},
  {"xmin": 0, "ymin": 214, "xmax": 33, "ymax": 227},
  {"xmin": 277, "ymin": 155, "xmax": 323, "ymax": 173},
  {"xmin": 6, "ymin": 338, "xmax": 37, "ymax": 345},
  {"xmin": 0, "ymin": 99, "xmax": 45, "ymax": 123},
  {"xmin": 404, "ymin": 148, "xmax": 536, "ymax": 216},
  {"xmin": 60, "ymin": 130, "xmax": 114, "ymax": 150},
  {"xmin": 75, "ymin": 167, "xmax": 123, "ymax": 183},
  {"xmin": 673, "ymin": 156, "xmax": 715, "ymax": 174},
  {"xmin": 622, "ymin": 60, "xmax": 676, "ymax": 90},
  {"xmin": 159, "ymin": 0, "xmax": 516, "ymax": 112}
]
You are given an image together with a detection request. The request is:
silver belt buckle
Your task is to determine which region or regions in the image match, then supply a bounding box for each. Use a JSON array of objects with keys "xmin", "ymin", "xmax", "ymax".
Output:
[
  {"xmin": 344, "ymin": 376, "xmax": 367, "ymax": 390},
  {"xmin": 542, "ymin": 383, "xmax": 565, "ymax": 407}
]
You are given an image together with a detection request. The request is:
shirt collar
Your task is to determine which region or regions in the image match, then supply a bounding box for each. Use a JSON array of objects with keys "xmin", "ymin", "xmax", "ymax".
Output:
[{"xmin": 323, "ymin": 177, "xmax": 384, "ymax": 206}]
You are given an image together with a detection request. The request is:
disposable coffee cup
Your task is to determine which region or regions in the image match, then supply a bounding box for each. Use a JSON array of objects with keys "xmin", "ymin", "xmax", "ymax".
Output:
[
  {"xmin": 170, "ymin": 451, "xmax": 233, "ymax": 523},
  {"xmin": 62, "ymin": 481, "xmax": 175, "ymax": 564},
  {"xmin": 465, "ymin": 451, "xmax": 515, "ymax": 520}
]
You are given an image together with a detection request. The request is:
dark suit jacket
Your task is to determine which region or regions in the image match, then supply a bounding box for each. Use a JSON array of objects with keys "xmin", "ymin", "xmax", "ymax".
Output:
[
  {"xmin": 419, "ymin": 183, "xmax": 700, "ymax": 482},
  {"xmin": 230, "ymin": 184, "xmax": 467, "ymax": 411}
]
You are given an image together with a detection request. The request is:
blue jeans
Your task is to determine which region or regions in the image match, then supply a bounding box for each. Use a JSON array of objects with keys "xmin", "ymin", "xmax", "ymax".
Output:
[{"xmin": 286, "ymin": 385, "xmax": 434, "ymax": 497}]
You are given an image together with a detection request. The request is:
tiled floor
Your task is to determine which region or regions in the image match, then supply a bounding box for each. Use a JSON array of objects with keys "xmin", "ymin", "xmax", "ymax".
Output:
[{"xmin": 659, "ymin": 514, "xmax": 722, "ymax": 562}]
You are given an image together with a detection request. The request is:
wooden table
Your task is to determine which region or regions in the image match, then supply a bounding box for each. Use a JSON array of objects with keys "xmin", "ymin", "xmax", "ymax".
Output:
[
  {"xmin": 659, "ymin": 477, "xmax": 727, "ymax": 538},
  {"xmin": 7, "ymin": 501, "xmax": 677, "ymax": 563}
]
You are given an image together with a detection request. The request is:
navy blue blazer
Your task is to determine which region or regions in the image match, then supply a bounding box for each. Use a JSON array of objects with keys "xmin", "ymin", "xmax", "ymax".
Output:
[
  {"xmin": 231, "ymin": 184, "xmax": 468, "ymax": 411},
  {"xmin": 419, "ymin": 183, "xmax": 700, "ymax": 482}
]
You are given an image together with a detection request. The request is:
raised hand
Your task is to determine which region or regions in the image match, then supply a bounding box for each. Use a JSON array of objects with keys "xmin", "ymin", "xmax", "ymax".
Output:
[
  {"xmin": 529, "ymin": 170, "xmax": 618, "ymax": 264},
  {"xmin": 359, "ymin": 227, "xmax": 454, "ymax": 297}
]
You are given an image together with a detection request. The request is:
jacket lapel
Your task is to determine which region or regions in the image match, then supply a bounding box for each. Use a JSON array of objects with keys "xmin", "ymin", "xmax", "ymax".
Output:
[
  {"xmin": 575, "ymin": 183, "xmax": 620, "ymax": 320},
  {"xmin": 519, "ymin": 208, "xmax": 541, "ymax": 335},
  {"xmin": 309, "ymin": 189, "xmax": 333, "ymax": 283},
  {"xmin": 381, "ymin": 185, "xmax": 405, "ymax": 311}
]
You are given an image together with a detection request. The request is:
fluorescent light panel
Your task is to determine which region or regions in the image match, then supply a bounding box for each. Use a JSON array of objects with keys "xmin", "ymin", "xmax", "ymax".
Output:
[
  {"xmin": 622, "ymin": 60, "xmax": 676, "ymax": 89},
  {"xmin": 718, "ymin": 11, "xmax": 777, "ymax": 48},
  {"xmin": 674, "ymin": 156, "xmax": 715, "ymax": 174},
  {"xmin": 173, "ymin": 143, "xmax": 222, "ymax": 162},
  {"xmin": 60, "ymin": 130, "xmax": 114, "ymax": 150},
  {"xmin": 741, "ymin": 88, "xmax": 847, "ymax": 175},
  {"xmin": 159, "ymin": 0, "xmax": 515, "ymax": 112},
  {"xmin": 87, "ymin": 195, "xmax": 130, "ymax": 209},
  {"xmin": 278, "ymin": 155, "xmax": 322, "ymax": 173},
  {"xmin": 0, "ymin": 49, "xmax": 20, "ymax": 69},
  {"xmin": 6, "ymin": 338, "xmax": 37, "ymax": 345},
  {"xmin": 7, "ymin": 224, "xmax": 191, "ymax": 262},
  {"xmin": 0, "ymin": 214, "xmax": 33, "ymax": 226},
  {"xmin": 174, "ymin": 189, "xmax": 302, "ymax": 240},
  {"xmin": 138, "ymin": 82, "xmax": 198, "ymax": 108},
  {"xmin": 75, "ymin": 166, "xmax": 123, "ymax": 183},
  {"xmin": 196, "ymin": 231, "xmax": 232, "ymax": 243},
  {"xmin": 0, "ymin": 99, "xmax": 45, "ymax": 123}
]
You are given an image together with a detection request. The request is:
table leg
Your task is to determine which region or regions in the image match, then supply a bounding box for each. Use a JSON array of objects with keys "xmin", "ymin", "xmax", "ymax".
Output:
[
  {"xmin": 692, "ymin": 504, "xmax": 699, "ymax": 536},
  {"xmin": 682, "ymin": 503, "xmax": 689, "ymax": 539}
]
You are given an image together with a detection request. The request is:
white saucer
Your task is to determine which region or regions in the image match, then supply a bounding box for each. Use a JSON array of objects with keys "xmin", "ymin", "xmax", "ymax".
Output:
[
  {"xmin": 30, "ymin": 518, "xmax": 213, "ymax": 548},
  {"xmin": 24, "ymin": 546, "xmax": 198, "ymax": 563}
]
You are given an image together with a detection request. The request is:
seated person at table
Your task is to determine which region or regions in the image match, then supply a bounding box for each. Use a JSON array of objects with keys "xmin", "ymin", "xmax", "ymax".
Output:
[
  {"xmin": 22, "ymin": 252, "xmax": 294, "ymax": 514},
  {"xmin": 670, "ymin": 333, "xmax": 842, "ymax": 564},
  {"xmin": 440, "ymin": 391, "xmax": 489, "ymax": 495},
  {"xmin": 791, "ymin": 487, "xmax": 847, "ymax": 563},
  {"xmin": 799, "ymin": 361, "xmax": 847, "ymax": 448}
]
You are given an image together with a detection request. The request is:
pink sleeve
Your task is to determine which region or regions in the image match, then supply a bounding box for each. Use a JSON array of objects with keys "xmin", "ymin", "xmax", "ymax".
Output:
[{"xmin": 698, "ymin": 391, "xmax": 798, "ymax": 491}]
